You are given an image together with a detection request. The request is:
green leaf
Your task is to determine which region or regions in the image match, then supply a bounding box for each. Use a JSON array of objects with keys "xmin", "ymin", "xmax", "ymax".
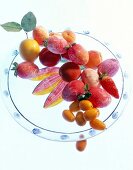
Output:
[
  {"xmin": 0, "ymin": 22, "xmax": 22, "ymax": 32},
  {"xmin": 21, "ymin": 11, "xmax": 36, "ymax": 32}
]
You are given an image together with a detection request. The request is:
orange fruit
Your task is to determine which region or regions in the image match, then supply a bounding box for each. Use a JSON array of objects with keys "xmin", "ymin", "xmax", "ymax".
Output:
[
  {"xmin": 62, "ymin": 30, "xmax": 76, "ymax": 44},
  {"xmin": 79, "ymin": 100, "xmax": 93, "ymax": 111},
  {"xmin": 62, "ymin": 110, "xmax": 75, "ymax": 122},
  {"xmin": 84, "ymin": 108, "xmax": 100, "ymax": 121},
  {"xmin": 69, "ymin": 100, "xmax": 80, "ymax": 112},
  {"xmin": 75, "ymin": 111, "xmax": 86, "ymax": 126},
  {"xmin": 33, "ymin": 26, "xmax": 49, "ymax": 45},
  {"xmin": 19, "ymin": 39, "xmax": 40, "ymax": 62},
  {"xmin": 85, "ymin": 50, "xmax": 102, "ymax": 68},
  {"xmin": 76, "ymin": 140, "xmax": 87, "ymax": 151},
  {"xmin": 90, "ymin": 119, "xmax": 106, "ymax": 130}
]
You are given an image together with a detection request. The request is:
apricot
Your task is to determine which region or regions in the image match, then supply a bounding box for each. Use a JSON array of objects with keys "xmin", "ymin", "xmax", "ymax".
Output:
[
  {"xmin": 59, "ymin": 62, "xmax": 81, "ymax": 82},
  {"xmin": 62, "ymin": 30, "xmax": 76, "ymax": 44},
  {"xmin": 76, "ymin": 140, "xmax": 87, "ymax": 151},
  {"xmin": 85, "ymin": 50, "xmax": 102, "ymax": 68},
  {"xmin": 62, "ymin": 110, "xmax": 75, "ymax": 122},
  {"xmin": 75, "ymin": 111, "xmax": 86, "ymax": 126},
  {"xmin": 79, "ymin": 100, "xmax": 93, "ymax": 111},
  {"xmin": 33, "ymin": 26, "xmax": 49, "ymax": 45},
  {"xmin": 62, "ymin": 80, "xmax": 84, "ymax": 101}
]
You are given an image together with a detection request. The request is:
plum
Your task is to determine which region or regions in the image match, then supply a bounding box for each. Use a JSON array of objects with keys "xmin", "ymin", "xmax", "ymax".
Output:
[
  {"xmin": 59, "ymin": 62, "xmax": 81, "ymax": 82},
  {"xmin": 39, "ymin": 48, "xmax": 61, "ymax": 67}
]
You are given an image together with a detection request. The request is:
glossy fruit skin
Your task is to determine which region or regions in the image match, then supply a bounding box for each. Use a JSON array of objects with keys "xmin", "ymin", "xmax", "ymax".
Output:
[
  {"xmin": 100, "ymin": 75, "xmax": 119, "ymax": 98},
  {"xmin": 16, "ymin": 61, "xmax": 39, "ymax": 79},
  {"xmin": 59, "ymin": 62, "xmax": 81, "ymax": 82},
  {"xmin": 79, "ymin": 100, "xmax": 93, "ymax": 111},
  {"xmin": 19, "ymin": 39, "xmax": 40, "ymax": 62},
  {"xmin": 81, "ymin": 68, "xmax": 100, "ymax": 88},
  {"xmin": 33, "ymin": 26, "xmax": 49, "ymax": 45},
  {"xmin": 84, "ymin": 108, "xmax": 100, "ymax": 121},
  {"xmin": 75, "ymin": 111, "xmax": 86, "ymax": 126},
  {"xmin": 76, "ymin": 140, "xmax": 87, "ymax": 152},
  {"xmin": 62, "ymin": 110, "xmax": 75, "ymax": 122},
  {"xmin": 47, "ymin": 35, "xmax": 68, "ymax": 54},
  {"xmin": 62, "ymin": 80, "xmax": 85, "ymax": 101},
  {"xmin": 68, "ymin": 44, "xmax": 89, "ymax": 65},
  {"xmin": 90, "ymin": 118, "xmax": 106, "ymax": 130},
  {"xmin": 69, "ymin": 101, "xmax": 80, "ymax": 112},
  {"xmin": 85, "ymin": 50, "xmax": 102, "ymax": 68},
  {"xmin": 98, "ymin": 58, "xmax": 119, "ymax": 77},
  {"xmin": 39, "ymin": 48, "xmax": 61, "ymax": 67},
  {"xmin": 88, "ymin": 87, "xmax": 111, "ymax": 108}
]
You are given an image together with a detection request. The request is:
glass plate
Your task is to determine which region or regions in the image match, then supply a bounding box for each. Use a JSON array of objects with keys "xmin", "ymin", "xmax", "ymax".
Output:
[{"xmin": 0, "ymin": 31, "xmax": 130, "ymax": 141}]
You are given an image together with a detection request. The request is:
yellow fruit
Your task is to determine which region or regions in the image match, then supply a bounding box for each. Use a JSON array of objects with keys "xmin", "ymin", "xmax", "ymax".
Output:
[
  {"xmin": 79, "ymin": 100, "xmax": 93, "ymax": 111},
  {"xmin": 69, "ymin": 101, "xmax": 80, "ymax": 112},
  {"xmin": 62, "ymin": 110, "xmax": 75, "ymax": 122},
  {"xmin": 90, "ymin": 119, "xmax": 106, "ymax": 130},
  {"xmin": 84, "ymin": 108, "xmax": 100, "ymax": 121},
  {"xmin": 62, "ymin": 30, "xmax": 76, "ymax": 44},
  {"xmin": 19, "ymin": 39, "xmax": 40, "ymax": 62}
]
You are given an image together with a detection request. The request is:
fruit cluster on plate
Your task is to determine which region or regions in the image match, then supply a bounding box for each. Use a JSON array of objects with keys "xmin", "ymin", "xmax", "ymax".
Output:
[{"xmin": 1, "ymin": 12, "xmax": 120, "ymax": 152}]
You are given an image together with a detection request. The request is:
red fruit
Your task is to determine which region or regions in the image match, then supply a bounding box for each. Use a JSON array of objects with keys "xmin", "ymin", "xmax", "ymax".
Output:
[
  {"xmin": 59, "ymin": 62, "xmax": 81, "ymax": 82},
  {"xmin": 12, "ymin": 61, "xmax": 39, "ymax": 79},
  {"xmin": 46, "ymin": 35, "xmax": 68, "ymax": 54},
  {"xmin": 61, "ymin": 51, "xmax": 70, "ymax": 60},
  {"xmin": 39, "ymin": 48, "xmax": 61, "ymax": 67},
  {"xmin": 68, "ymin": 44, "xmax": 89, "ymax": 65},
  {"xmin": 99, "ymin": 75, "xmax": 119, "ymax": 98},
  {"xmin": 62, "ymin": 80, "xmax": 85, "ymax": 101},
  {"xmin": 89, "ymin": 86, "xmax": 111, "ymax": 108}
]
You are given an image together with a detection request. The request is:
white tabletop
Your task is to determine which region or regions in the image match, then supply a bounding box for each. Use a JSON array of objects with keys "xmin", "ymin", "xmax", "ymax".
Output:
[{"xmin": 0, "ymin": 0, "xmax": 133, "ymax": 170}]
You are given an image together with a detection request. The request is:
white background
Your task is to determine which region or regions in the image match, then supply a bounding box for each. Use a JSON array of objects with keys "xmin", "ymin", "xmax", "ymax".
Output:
[{"xmin": 0, "ymin": 0, "xmax": 133, "ymax": 170}]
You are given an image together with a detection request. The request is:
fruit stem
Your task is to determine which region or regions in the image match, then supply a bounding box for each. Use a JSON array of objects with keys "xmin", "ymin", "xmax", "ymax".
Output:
[
  {"xmin": 99, "ymin": 72, "xmax": 108, "ymax": 79},
  {"xmin": 25, "ymin": 32, "xmax": 28, "ymax": 39}
]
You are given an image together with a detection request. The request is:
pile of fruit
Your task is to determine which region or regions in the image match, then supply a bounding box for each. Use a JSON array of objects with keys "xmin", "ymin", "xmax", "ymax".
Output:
[{"xmin": 1, "ymin": 12, "xmax": 120, "ymax": 152}]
